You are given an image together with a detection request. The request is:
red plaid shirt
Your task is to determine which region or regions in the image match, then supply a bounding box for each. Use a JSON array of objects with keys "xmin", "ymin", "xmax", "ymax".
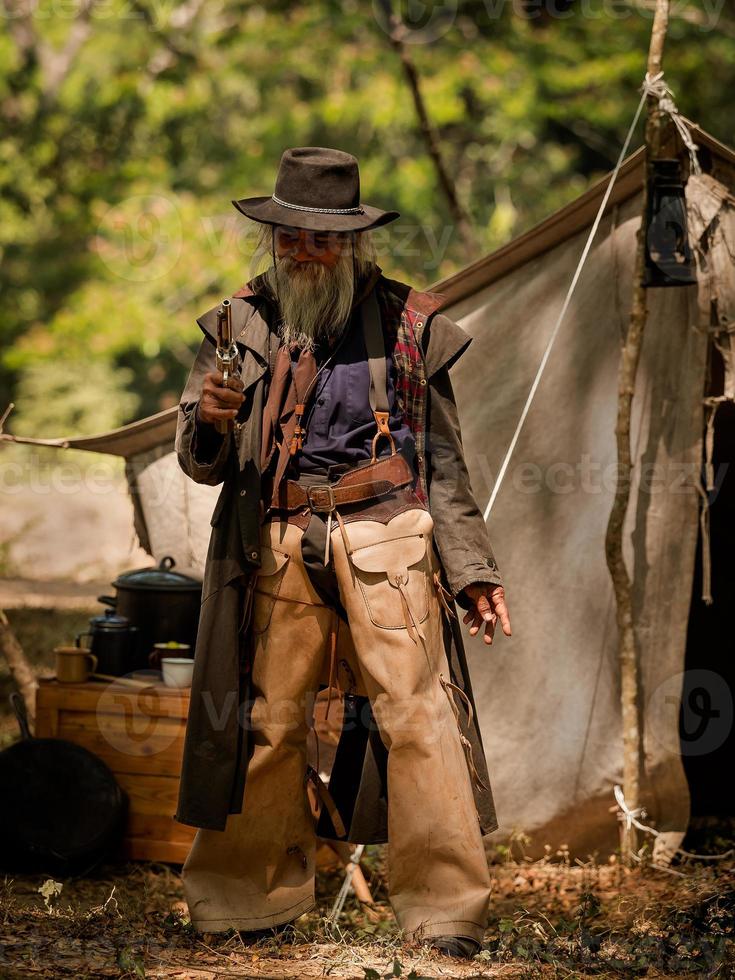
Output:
[{"xmin": 375, "ymin": 276, "xmax": 444, "ymax": 505}]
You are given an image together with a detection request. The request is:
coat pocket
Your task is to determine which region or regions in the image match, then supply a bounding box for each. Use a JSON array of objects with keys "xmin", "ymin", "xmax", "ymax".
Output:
[
  {"xmin": 251, "ymin": 547, "xmax": 290, "ymax": 634},
  {"xmin": 349, "ymin": 532, "xmax": 430, "ymax": 633}
]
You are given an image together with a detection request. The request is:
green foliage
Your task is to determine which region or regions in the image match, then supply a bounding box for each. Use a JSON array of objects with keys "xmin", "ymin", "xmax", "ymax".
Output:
[
  {"xmin": 11, "ymin": 360, "xmax": 139, "ymax": 438},
  {"xmin": 1, "ymin": 0, "xmax": 733, "ymax": 437},
  {"xmin": 481, "ymin": 885, "xmax": 735, "ymax": 973}
]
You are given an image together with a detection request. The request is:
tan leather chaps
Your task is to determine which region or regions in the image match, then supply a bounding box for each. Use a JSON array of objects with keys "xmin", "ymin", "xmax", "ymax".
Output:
[{"xmin": 182, "ymin": 506, "xmax": 492, "ymax": 945}]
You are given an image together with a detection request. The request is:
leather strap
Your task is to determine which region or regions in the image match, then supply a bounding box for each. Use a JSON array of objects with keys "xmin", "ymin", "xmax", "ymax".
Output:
[
  {"xmin": 361, "ymin": 288, "xmax": 396, "ymax": 458},
  {"xmin": 362, "ymin": 290, "xmax": 389, "ymax": 416},
  {"xmin": 305, "ymin": 764, "xmax": 347, "ymax": 838},
  {"xmin": 275, "ymin": 452, "xmax": 414, "ymax": 513}
]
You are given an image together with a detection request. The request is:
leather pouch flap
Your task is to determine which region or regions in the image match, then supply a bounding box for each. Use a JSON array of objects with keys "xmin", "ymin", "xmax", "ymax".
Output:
[
  {"xmin": 258, "ymin": 547, "xmax": 289, "ymax": 576},
  {"xmin": 349, "ymin": 534, "xmax": 427, "ymax": 578}
]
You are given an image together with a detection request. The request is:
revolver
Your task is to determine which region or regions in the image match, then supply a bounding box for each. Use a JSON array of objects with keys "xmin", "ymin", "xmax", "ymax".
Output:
[{"xmin": 214, "ymin": 298, "xmax": 242, "ymax": 435}]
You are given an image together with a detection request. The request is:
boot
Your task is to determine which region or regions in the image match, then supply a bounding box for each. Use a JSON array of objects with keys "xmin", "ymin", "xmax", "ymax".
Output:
[
  {"xmin": 424, "ymin": 935, "xmax": 482, "ymax": 959},
  {"xmin": 238, "ymin": 922, "xmax": 293, "ymax": 944}
]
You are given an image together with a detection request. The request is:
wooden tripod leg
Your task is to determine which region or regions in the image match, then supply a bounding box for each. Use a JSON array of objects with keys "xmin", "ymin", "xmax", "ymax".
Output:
[{"xmin": 327, "ymin": 839, "xmax": 377, "ymax": 912}]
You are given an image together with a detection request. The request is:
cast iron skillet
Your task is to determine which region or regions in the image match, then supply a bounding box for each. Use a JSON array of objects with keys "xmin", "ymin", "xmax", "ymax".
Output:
[{"xmin": 0, "ymin": 692, "xmax": 127, "ymax": 875}]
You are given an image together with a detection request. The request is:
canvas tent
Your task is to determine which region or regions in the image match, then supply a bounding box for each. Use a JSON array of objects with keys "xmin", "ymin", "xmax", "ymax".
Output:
[{"xmin": 4, "ymin": 123, "xmax": 734, "ymax": 858}]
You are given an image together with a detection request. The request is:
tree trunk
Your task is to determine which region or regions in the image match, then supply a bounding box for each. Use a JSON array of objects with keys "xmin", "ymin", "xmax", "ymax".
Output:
[
  {"xmin": 376, "ymin": 0, "xmax": 479, "ymax": 259},
  {"xmin": 604, "ymin": 0, "xmax": 671, "ymax": 864},
  {"xmin": 0, "ymin": 609, "xmax": 37, "ymax": 729}
]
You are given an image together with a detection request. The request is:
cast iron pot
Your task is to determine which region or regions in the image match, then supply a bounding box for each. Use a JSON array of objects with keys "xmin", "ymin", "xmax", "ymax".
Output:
[{"xmin": 99, "ymin": 556, "xmax": 202, "ymax": 672}]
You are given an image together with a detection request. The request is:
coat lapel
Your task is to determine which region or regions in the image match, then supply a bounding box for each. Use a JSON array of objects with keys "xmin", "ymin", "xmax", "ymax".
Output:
[{"xmin": 194, "ymin": 291, "xmax": 272, "ymax": 425}]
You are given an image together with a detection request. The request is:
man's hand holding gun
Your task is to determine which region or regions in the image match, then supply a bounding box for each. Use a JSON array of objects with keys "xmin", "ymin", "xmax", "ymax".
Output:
[{"xmin": 197, "ymin": 299, "xmax": 245, "ymax": 430}]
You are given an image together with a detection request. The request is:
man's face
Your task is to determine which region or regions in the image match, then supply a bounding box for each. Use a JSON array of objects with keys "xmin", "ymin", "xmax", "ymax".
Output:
[
  {"xmin": 265, "ymin": 224, "xmax": 362, "ymax": 352},
  {"xmin": 273, "ymin": 226, "xmax": 349, "ymax": 271}
]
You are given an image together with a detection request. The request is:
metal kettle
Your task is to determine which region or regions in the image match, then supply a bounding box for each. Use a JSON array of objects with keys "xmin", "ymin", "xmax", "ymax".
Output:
[{"xmin": 76, "ymin": 606, "xmax": 140, "ymax": 677}]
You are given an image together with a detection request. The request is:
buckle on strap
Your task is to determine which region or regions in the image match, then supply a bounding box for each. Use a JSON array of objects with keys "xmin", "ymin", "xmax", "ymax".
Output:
[{"xmin": 306, "ymin": 483, "xmax": 336, "ymax": 513}]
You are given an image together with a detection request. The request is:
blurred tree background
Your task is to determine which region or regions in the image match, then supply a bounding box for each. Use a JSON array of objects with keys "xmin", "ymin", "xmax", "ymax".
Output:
[{"xmin": 1, "ymin": 0, "xmax": 733, "ymax": 437}]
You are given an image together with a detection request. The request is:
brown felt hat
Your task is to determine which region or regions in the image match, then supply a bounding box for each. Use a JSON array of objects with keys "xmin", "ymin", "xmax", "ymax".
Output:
[{"xmin": 232, "ymin": 146, "xmax": 400, "ymax": 232}]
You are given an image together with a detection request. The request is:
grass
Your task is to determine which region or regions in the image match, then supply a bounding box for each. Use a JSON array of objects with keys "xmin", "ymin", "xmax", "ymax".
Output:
[{"xmin": 0, "ymin": 840, "xmax": 733, "ymax": 978}]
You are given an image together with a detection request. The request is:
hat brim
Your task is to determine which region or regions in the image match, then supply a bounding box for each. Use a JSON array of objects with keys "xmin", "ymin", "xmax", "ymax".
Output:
[{"xmin": 231, "ymin": 195, "xmax": 400, "ymax": 232}]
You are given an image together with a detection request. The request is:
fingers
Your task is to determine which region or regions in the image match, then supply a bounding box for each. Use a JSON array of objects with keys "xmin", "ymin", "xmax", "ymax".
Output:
[
  {"xmin": 203, "ymin": 372, "xmax": 245, "ymax": 406},
  {"xmin": 200, "ymin": 404, "xmax": 239, "ymax": 423},
  {"xmin": 476, "ymin": 593, "xmax": 493, "ymax": 622},
  {"xmin": 464, "ymin": 610, "xmax": 496, "ymax": 644},
  {"xmin": 462, "ymin": 585, "xmax": 507, "ymax": 645},
  {"xmin": 492, "ymin": 594, "xmax": 512, "ymax": 637},
  {"xmin": 198, "ymin": 371, "xmax": 245, "ymax": 424},
  {"xmin": 223, "ymin": 373, "xmax": 245, "ymax": 394}
]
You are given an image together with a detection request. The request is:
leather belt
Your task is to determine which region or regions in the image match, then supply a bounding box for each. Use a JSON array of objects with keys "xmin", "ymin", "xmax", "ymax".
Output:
[{"xmin": 273, "ymin": 452, "xmax": 415, "ymax": 514}]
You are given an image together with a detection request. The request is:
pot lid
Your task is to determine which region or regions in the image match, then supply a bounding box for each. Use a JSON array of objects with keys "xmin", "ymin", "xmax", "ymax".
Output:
[
  {"xmin": 90, "ymin": 607, "xmax": 132, "ymax": 630},
  {"xmin": 112, "ymin": 556, "xmax": 202, "ymax": 592}
]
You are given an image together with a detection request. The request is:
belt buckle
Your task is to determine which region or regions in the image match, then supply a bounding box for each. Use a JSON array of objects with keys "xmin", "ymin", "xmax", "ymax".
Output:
[{"xmin": 306, "ymin": 483, "xmax": 336, "ymax": 513}]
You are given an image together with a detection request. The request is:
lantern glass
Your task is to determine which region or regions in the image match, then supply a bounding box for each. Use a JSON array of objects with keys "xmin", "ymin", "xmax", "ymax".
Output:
[{"xmin": 643, "ymin": 158, "xmax": 698, "ymax": 288}]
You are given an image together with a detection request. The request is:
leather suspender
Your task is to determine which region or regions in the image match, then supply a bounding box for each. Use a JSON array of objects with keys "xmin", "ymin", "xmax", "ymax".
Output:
[{"xmin": 361, "ymin": 290, "xmax": 396, "ymax": 461}]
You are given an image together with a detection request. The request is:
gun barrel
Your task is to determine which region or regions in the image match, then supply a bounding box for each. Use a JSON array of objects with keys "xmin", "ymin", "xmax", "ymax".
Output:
[{"xmin": 216, "ymin": 298, "xmax": 232, "ymax": 346}]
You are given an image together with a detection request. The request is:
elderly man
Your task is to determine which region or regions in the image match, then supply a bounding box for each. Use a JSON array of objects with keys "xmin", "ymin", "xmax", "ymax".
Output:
[{"xmin": 174, "ymin": 147, "xmax": 511, "ymax": 960}]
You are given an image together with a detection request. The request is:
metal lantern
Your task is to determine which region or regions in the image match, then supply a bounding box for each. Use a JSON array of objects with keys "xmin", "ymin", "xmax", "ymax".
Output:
[{"xmin": 643, "ymin": 158, "xmax": 698, "ymax": 288}]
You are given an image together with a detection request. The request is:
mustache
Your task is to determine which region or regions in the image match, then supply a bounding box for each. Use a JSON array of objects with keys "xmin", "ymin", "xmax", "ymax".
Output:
[{"xmin": 280, "ymin": 256, "xmax": 332, "ymax": 278}]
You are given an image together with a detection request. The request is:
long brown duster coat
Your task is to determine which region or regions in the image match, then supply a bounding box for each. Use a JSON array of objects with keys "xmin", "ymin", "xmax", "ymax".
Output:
[{"xmin": 174, "ymin": 266, "xmax": 504, "ymax": 843}]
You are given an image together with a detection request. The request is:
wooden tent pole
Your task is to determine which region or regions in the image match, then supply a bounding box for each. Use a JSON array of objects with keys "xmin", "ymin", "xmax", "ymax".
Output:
[{"xmin": 604, "ymin": 0, "xmax": 671, "ymax": 864}]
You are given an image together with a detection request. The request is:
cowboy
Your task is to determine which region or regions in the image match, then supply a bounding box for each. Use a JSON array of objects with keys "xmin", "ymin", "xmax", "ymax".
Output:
[{"xmin": 174, "ymin": 147, "xmax": 512, "ymax": 960}]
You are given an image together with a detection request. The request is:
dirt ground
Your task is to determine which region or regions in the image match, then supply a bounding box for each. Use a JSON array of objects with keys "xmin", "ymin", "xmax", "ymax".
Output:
[
  {"xmin": 1, "ymin": 601, "xmax": 734, "ymax": 978},
  {"xmin": 1, "ymin": 846, "xmax": 733, "ymax": 979}
]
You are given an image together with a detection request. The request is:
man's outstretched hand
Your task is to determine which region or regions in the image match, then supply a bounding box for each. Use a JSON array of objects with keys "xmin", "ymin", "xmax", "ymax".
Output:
[{"xmin": 461, "ymin": 583, "xmax": 512, "ymax": 646}]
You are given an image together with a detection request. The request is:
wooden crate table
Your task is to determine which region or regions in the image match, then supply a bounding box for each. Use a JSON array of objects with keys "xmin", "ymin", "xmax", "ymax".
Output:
[{"xmin": 35, "ymin": 678, "xmax": 195, "ymax": 864}]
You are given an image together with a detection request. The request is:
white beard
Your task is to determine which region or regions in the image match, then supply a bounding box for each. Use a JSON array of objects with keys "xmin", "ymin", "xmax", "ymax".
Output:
[{"xmin": 265, "ymin": 249, "xmax": 357, "ymax": 352}]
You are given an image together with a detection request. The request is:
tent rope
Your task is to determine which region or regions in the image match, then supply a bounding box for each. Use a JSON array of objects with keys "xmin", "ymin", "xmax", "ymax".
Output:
[
  {"xmin": 641, "ymin": 71, "xmax": 701, "ymax": 175},
  {"xmin": 483, "ymin": 87, "xmax": 647, "ymax": 520},
  {"xmin": 483, "ymin": 72, "xmax": 693, "ymax": 521},
  {"xmin": 613, "ymin": 785, "xmax": 734, "ymax": 862}
]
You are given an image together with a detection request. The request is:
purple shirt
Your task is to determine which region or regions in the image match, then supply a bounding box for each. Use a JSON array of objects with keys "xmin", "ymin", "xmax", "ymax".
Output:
[{"xmin": 290, "ymin": 313, "xmax": 416, "ymax": 476}]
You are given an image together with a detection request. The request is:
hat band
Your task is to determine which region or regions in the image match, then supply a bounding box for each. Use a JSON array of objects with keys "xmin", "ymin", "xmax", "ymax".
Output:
[{"xmin": 271, "ymin": 193, "xmax": 364, "ymax": 215}]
